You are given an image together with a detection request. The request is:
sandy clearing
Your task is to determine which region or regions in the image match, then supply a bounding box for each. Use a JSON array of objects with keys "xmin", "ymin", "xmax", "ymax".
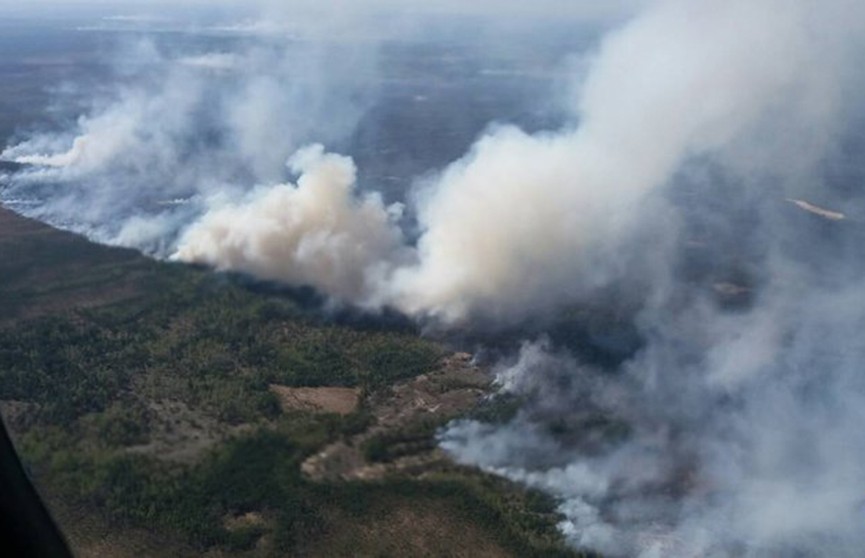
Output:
[{"xmin": 268, "ymin": 385, "xmax": 361, "ymax": 415}]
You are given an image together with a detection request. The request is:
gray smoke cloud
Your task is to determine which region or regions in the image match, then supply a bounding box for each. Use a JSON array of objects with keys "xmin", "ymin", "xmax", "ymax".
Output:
[
  {"xmin": 170, "ymin": 0, "xmax": 861, "ymax": 325},
  {"xmin": 1, "ymin": 10, "xmax": 382, "ymax": 253},
  {"xmin": 442, "ymin": 247, "xmax": 865, "ymax": 555},
  {"xmin": 4, "ymin": 0, "xmax": 865, "ymax": 555},
  {"xmin": 435, "ymin": 1, "xmax": 865, "ymax": 554}
]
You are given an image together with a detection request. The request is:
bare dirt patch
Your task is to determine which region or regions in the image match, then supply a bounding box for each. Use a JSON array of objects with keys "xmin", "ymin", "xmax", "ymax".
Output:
[
  {"xmin": 269, "ymin": 385, "xmax": 360, "ymax": 415},
  {"xmin": 302, "ymin": 352, "xmax": 492, "ymax": 482},
  {"xmin": 370, "ymin": 352, "xmax": 489, "ymax": 427}
]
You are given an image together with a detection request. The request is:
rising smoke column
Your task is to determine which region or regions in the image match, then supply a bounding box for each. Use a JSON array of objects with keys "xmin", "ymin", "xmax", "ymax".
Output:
[
  {"xmin": 4, "ymin": 1, "xmax": 865, "ymax": 555},
  {"xmin": 174, "ymin": 0, "xmax": 843, "ymax": 325},
  {"xmin": 433, "ymin": 1, "xmax": 865, "ymax": 556},
  {"xmin": 173, "ymin": 145, "xmax": 407, "ymax": 304},
  {"xmin": 0, "ymin": 25, "xmax": 380, "ymax": 253},
  {"xmin": 387, "ymin": 0, "xmax": 832, "ymax": 323}
]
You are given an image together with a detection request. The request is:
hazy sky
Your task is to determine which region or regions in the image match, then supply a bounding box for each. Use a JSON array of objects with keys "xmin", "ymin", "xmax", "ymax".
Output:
[{"xmin": 0, "ymin": 0, "xmax": 645, "ymax": 23}]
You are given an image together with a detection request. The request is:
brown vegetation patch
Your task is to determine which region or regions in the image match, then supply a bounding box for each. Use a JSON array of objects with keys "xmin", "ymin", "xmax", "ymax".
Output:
[
  {"xmin": 370, "ymin": 352, "xmax": 489, "ymax": 428},
  {"xmin": 309, "ymin": 500, "xmax": 512, "ymax": 558},
  {"xmin": 302, "ymin": 352, "xmax": 492, "ymax": 482},
  {"xmin": 0, "ymin": 207, "xmax": 150, "ymax": 323},
  {"xmin": 43, "ymin": 496, "xmax": 207, "ymax": 558},
  {"xmin": 269, "ymin": 385, "xmax": 360, "ymax": 415},
  {"xmin": 223, "ymin": 511, "xmax": 269, "ymax": 532}
]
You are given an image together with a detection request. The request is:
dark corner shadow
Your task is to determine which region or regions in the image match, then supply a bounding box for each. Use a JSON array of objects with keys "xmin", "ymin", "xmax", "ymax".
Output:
[{"xmin": 0, "ymin": 417, "xmax": 71, "ymax": 557}]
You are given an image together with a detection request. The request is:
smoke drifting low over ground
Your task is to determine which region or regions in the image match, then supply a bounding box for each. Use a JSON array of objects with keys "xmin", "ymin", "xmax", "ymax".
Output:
[{"xmin": 4, "ymin": 0, "xmax": 865, "ymax": 555}]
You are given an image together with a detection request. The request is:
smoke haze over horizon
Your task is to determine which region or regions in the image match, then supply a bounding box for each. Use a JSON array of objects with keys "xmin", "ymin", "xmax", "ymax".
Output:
[{"xmin": 4, "ymin": 0, "xmax": 865, "ymax": 555}]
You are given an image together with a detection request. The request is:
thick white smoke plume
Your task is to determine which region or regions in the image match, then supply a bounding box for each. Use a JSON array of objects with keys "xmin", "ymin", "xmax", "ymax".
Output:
[
  {"xmin": 173, "ymin": 145, "xmax": 407, "ymax": 304},
  {"xmin": 4, "ymin": 0, "xmax": 865, "ymax": 556},
  {"xmin": 168, "ymin": 0, "xmax": 853, "ymax": 324},
  {"xmin": 432, "ymin": 2, "xmax": 865, "ymax": 555}
]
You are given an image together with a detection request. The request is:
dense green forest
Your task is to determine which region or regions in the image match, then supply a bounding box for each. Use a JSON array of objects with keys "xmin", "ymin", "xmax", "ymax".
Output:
[{"xmin": 0, "ymin": 209, "xmax": 587, "ymax": 557}]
